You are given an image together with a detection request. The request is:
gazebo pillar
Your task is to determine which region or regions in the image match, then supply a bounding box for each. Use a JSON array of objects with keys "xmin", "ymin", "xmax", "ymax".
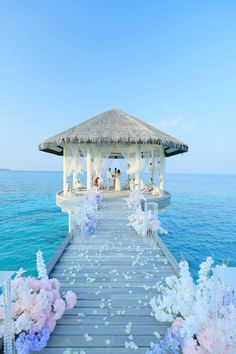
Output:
[
  {"xmin": 63, "ymin": 146, "xmax": 67, "ymax": 196},
  {"xmin": 159, "ymin": 154, "xmax": 165, "ymax": 191},
  {"xmin": 72, "ymin": 172, "xmax": 77, "ymax": 189},
  {"xmin": 86, "ymin": 147, "xmax": 92, "ymax": 191},
  {"xmin": 150, "ymin": 150, "xmax": 155, "ymax": 183},
  {"xmin": 135, "ymin": 145, "xmax": 141, "ymax": 190}
]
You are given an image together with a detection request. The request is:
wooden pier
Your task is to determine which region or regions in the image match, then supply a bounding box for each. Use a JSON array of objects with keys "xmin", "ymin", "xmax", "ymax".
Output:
[{"xmin": 42, "ymin": 196, "xmax": 178, "ymax": 354}]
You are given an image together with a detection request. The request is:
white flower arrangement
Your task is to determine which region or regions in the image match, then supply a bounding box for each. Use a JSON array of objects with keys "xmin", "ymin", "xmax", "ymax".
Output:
[
  {"xmin": 149, "ymin": 257, "xmax": 236, "ymax": 353},
  {"xmin": 128, "ymin": 207, "xmax": 167, "ymax": 237},
  {"xmin": 125, "ymin": 190, "xmax": 145, "ymax": 210}
]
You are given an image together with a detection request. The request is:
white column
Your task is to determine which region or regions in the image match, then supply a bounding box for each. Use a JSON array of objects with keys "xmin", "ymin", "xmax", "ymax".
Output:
[
  {"xmin": 135, "ymin": 144, "xmax": 141, "ymax": 190},
  {"xmin": 86, "ymin": 146, "xmax": 92, "ymax": 191},
  {"xmin": 63, "ymin": 145, "xmax": 67, "ymax": 196},
  {"xmin": 150, "ymin": 150, "xmax": 155, "ymax": 183},
  {"xmin": 73, "ymin": 172, "xmax": 77, "ymax": 189},
  {"xmin": 159, "ymin": 153, "xmax": 165, "ymax": 191}
]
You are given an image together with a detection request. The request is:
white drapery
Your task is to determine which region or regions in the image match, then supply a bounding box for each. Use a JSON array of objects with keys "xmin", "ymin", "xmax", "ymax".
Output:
[
  {"xmin": 63, "ymin": 143, "xmax": 166, "ymax": 190},
  {"xmin": 122, "ymin": 145, "xmax": 141, "ymax": 175},
  {"xmin": 65, "ymin": 144, "xmax": 86, "ymax": 177},
  {"xmin": 92, "ymin": 145, "xmax": 114, "ymax": 177}
]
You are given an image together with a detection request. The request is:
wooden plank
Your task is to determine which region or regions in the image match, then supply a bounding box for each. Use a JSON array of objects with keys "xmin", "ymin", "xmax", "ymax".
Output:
[
  {"xmin": 58, "ymin": 315, "xmax": 169, "ymax": 325},
  {"xmin": 43, "ymin": 195, "xmax": 177, "ymax": 352},
  {"xmin": 46, "ymin": 334, "xmax": 158, "ymax": 347},
  {"xmin": 53, "ymin": 324, "xmax": 166, "ymax": 335}
]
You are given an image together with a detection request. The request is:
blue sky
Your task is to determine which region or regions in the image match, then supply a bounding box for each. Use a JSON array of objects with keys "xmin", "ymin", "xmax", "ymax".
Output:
[{"xmin": 0, "ymin": 1, "xmax": 235, "ymax": 174}]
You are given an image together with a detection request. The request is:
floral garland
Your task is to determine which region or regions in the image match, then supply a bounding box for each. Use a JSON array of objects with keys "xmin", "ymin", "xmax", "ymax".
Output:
[
  {"xmin": 125, "ymin": 190, "xmax": 145, "ymax": 210},
  {"xmin": 82, "ymin": 192, "xmax": 103, "ymax": 234},
  {"xmin": 0, "ymin": 251, "xmax": 77, "ymax": 353},
  {"xmin": 72, "ymin": 192, "xmax": 103, "ymax": 236},
  {"xmin": 83, "ymin": 207, "xmax": 97, "ymax": 235},
  {"xmin": 148, "ymin": 257, "xmax": 236, "ymax": 353},
  {"xmin": 85, "ymin": 191, "xmax": 103, "ymax": 210},
  {"xmin": 128, "ymin": 207, "xmax": 167, "ymax": 237}
]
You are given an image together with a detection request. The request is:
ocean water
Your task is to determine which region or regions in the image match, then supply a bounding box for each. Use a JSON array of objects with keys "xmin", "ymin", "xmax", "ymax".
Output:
[{"xmin": 0, "ymin": 171, "xmax": 235, "ymax": 278}]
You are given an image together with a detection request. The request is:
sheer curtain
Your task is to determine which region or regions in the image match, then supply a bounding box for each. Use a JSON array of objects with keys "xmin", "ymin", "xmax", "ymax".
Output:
[
  {"xmin": 122, "ymin": 145, "xmax": 139, "ymax": 175},
  {"xmin": 65, "ymin": 144, "xmax": 77, "ymax": 177},
  {"xmin": 92, "ymin": 144, "xmax": 114, "ymax": 177},
  {"xmin": 65, "ymin": 144, "xmax": 87, "ymax": 179}
]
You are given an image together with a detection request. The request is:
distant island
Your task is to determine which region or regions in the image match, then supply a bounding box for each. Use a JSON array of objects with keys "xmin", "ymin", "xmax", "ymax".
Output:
[{"xmin": 0, "ymin": 168, "xmax": 11, "ymax": 171}]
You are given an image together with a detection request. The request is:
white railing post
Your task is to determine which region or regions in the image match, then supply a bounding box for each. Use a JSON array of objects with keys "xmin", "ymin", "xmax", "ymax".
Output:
[
  {"xmin": 144, "ymin": 201, "xmax": 158, "ymax": 239},
  {"xmin": 0, "ymin": 271, "xmax": 15, "ymax": 354}
]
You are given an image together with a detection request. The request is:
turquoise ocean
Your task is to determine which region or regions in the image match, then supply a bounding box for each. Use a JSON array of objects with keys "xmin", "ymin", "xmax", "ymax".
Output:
[{"xmin": 0, "ymin": 171, "xmax": 235, "ymax": 278}]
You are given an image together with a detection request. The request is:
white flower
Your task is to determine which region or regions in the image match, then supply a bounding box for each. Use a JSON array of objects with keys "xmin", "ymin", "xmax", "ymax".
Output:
[{"xmin": 15, "ymin": 313, "xmax": 32, "ymax": 334}]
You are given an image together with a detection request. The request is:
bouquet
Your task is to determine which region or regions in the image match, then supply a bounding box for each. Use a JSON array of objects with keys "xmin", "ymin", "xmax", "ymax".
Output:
[{"xmin": 0, "ymin": 251, "xmax": 77, "ymax": 353}]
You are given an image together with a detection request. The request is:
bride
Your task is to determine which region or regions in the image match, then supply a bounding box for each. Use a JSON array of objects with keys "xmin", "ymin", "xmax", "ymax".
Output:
[{"xmin": 115, "ymin": 169, "xmax": 122, "ymax": 191}]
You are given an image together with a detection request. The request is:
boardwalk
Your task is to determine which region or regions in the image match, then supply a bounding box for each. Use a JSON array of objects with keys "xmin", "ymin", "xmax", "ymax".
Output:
[{"xmin": 42, "ymin": 196, "xmax": 177, "ymax": 354}]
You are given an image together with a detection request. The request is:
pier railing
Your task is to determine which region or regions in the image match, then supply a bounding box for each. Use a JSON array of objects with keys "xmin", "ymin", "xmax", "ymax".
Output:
[{"xmin": 141, "ymin": 200, "xmax": 179, "ymax": 275}]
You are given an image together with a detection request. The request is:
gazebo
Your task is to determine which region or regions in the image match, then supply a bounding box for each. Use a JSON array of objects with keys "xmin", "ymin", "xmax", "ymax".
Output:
[{"xmin": 39, "ymin": 109, "xmax": 188, "ymax": 195}]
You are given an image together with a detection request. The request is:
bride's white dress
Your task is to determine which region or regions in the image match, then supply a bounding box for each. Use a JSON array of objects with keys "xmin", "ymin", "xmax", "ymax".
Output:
[{"xmin": 115, "ymin": 174, "xmax": 122, "ymax": 191}]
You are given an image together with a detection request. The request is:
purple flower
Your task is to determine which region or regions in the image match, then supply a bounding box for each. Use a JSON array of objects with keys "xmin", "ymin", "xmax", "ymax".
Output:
[
  {"xmin": 96, "ymin": 194, "xmax": 103, "ymax": 207},
  {"xmin": 15, "ymin": 332, "xmax": 30, "ymax": 354},
  {"xmin": 222, "ymin": 290, "xmax": 236, "ymax": 306},
  {"xmin": 147, "ymin": 328, "xmax": 183, "ymax": 354},
  {"xmin": 85, "ymin": 210, "xmax": 97, "ymax": 235},
  {"xmin": 15, "ymin": 327, "xmax": 49, "ymax": 353}
]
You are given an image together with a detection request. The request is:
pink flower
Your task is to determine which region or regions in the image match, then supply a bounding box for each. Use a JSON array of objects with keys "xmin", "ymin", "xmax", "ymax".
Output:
[
  {"xmin": 52, "ymin": 289, "xmax": 61, "ymax": 302},
  {"xmin": 31, "ymin": 315, "xmax": 46, "ymax": 332},
  {"xmin": 197, "ymin": 325, "xmax": 228, "ymax": 354},
  {"xmin": 171, "ymin": 316, "xmax": 184, "ymax": 332},
  {"xmin": 45, "ymin": 316, "xmax": 56, "ymax": 333},
  {"xmin": 182, "ymin": 338, "xmax": 205, "ymax": 354},
  {"xmin": 65, "ymin": 290, "xmax": 77, "ymax": 310},
  {"xmin": 46, "ymin": 290, "xmax": 54, "ymax": 304},
  {"xmin": 53, "ymin": 298, "xmax": 65, "ymax": 320}
]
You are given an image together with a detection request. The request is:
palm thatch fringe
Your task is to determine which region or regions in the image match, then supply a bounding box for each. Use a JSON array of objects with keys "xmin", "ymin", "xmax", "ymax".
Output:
[{"xmin": 39, "ymin": 109, "xmax": 188, "ymax": 157}]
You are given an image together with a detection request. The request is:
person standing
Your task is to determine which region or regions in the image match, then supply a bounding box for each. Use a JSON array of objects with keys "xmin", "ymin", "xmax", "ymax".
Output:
[
  {"xmin": 115, "ymin": 169, "xmax": 122, "ymax": 191},
  {"xmin": 106, "ymin": 168, "xmax": 113, "ymax": 190}
]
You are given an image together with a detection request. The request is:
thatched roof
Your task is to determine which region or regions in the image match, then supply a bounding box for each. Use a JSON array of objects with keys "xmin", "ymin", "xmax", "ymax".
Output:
[{"xmin": 39, "ymin": 109, "xmax": 188, "ymax": 157}]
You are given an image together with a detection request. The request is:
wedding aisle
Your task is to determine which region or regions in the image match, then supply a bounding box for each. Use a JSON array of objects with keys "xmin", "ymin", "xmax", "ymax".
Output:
[{"xmin": 41, "ymin": 196, "xmax": 176, "ymax": 353}]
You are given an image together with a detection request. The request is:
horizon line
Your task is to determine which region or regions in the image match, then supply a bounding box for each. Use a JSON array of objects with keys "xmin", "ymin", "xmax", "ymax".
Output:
[{"xmin": 1, "ymin": 169, "xmax": 236, "ymax": 176}]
